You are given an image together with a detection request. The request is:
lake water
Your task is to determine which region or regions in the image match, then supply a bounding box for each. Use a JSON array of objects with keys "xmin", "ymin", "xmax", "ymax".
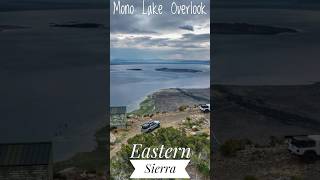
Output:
[
  {"xmin": 0, "ymin": 9, "xmax": 108, "ymax": 161},
  {"xmin": 213, "ymin": 8, "xmax": 320, "ymax": 85},
  {"xmin": 111, "ymin": 63, "xmax": 210, "ymax": 111}
]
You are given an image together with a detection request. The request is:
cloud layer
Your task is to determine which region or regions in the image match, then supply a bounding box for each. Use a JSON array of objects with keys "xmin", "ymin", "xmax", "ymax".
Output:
[{"xmin": 110, "ymin": 0, "xmax": 210, "ymax": 61}]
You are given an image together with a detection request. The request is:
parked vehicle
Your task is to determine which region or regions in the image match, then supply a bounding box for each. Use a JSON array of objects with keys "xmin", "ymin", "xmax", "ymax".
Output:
[
  {"xmin": 286, "ymin": 135, "xmax": 320, "ymax": 161},
  {"xmin": 141, "ymin": 120, "xmax": 160, "ymax": 133},
  {"xmin": 199, "ymin": 104, "xmax": 210, "ymax": 113}
]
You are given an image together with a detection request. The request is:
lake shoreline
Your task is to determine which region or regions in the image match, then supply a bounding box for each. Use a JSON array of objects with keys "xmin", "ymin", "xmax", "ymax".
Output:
[
  {"xmin": 110, "ymin": 63, "xmax": 210, "ymax": 111},
  {"xmin": 130, "ymin": 87, "xmax": 210, "ymax": 115}
]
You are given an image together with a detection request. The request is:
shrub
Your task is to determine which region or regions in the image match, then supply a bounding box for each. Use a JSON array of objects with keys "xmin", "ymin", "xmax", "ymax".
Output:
[
  {"xmin": 179, "ymin": 105, "xmax": 188, "ymax": 111},
  {"xmin": 197, "ymin": 162, "xmax": 210, "ymax": 176},
  {"xmin": 183, "ymin": 117, "xmax": 194, "ymax": 128},
  {"xmin": 219, "ymin": 139, "xmax": 246, "ymax": 157}
]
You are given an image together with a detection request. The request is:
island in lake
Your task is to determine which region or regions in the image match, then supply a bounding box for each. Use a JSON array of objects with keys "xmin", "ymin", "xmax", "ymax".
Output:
[
  {"xmin": 127, "ymin": 68, "xmax": 142, "ymax": 71},
  {"xmin": 50, "ymin": 23, "xmax": 104, "ymax": 28},
  {"xmin": 155, "ymin": 68, "xmax": 202, "ymax": 73},
  {"xmin": 213, "ymin": 22, "xmax": 298, "ymax": 35},
  {"xmin": 0, "ymin": 25, "xmax": 28, "ymax": 32}
]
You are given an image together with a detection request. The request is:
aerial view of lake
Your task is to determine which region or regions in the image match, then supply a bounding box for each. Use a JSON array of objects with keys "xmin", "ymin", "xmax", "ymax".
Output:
[
  {"xmin": 111, "ymin": 62, "xmax": 210, "ymax": 111},
  {"xmin": 2, "ymin": 5, "xmax": 320, "ymax": 162}
]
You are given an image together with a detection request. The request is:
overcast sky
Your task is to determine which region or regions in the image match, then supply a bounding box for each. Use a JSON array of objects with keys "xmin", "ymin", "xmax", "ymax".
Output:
[{"xmin": 110, "ymin": 0, "xmax": 210, "ymax": 61}]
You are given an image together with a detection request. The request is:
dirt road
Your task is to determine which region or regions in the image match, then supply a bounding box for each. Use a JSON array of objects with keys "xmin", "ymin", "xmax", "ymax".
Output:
[{"xmin": 110, "ymin": 108, "xmax": 210, "ymax": 158}]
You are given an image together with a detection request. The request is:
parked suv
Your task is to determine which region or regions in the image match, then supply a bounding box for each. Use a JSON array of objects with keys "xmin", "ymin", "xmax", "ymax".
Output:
[
  {"xmin": 199, "ymin": 104, "xmax": 210, "ymax": 113},
  {"xmin": 287, "ymin": 135, "xmax": 320, "ymax": 161},
  {"xmin": 141, "ymin": 120, "xmax": 160, "ymax": 133}
]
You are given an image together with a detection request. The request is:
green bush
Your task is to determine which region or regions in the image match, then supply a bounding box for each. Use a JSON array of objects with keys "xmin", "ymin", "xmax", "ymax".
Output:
[
  {"xmin": 219, "ymin": 139, "xmax": 246, "ymax": 157},
  {"xmin": 179, "ymin": 105, "xmax": 188, "ymax": 111},
  {"xmin": 184, "ymin": 117, "xmax": 194, "ymax": 128},
  {"xmin": 197, "ymin": 162, "xmax": 210, "ymax": 176}
]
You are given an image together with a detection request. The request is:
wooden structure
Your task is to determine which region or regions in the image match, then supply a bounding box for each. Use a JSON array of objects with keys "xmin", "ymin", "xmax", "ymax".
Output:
[
  {"xmin": 0, "ymin": 142, "xmax": 53, "ymax": 180},
  {"xmin": 110, "ymin": 106, "xmax": 127, "ymax": 128}
]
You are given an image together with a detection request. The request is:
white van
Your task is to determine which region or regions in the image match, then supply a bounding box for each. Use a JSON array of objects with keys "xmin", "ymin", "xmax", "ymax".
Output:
[
  {"xmin": 199, "ymin": 104, "xmax": 210, "ymax": 113},
  {"xmin": 287, "ymin": 135, "xmax": 320, "ymax": 161}
]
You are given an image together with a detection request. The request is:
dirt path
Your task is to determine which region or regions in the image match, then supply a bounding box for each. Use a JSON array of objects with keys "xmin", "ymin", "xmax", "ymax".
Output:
[{"xmin": 110, "ymin": 108, "xmax": 210, "ymax": 157}]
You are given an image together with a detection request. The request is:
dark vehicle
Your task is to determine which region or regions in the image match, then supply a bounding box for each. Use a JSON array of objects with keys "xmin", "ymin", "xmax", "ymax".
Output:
[{"xmin": 141, "ymin": 120, "xmax": 160, "ymax": 133}]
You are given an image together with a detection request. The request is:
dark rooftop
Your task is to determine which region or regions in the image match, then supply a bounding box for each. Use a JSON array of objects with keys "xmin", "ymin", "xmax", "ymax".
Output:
[{"xmin": 0, "ymin": 142, "xmax": 52, "ymax": 166}]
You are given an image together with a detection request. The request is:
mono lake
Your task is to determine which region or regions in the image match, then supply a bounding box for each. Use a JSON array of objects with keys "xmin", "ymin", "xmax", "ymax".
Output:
[
  {"xmin": 213, "ymin": 8, "xmax": 320, "ymax": 85},
  {"xmin": 0, "ymin": 9, "xmax": 108, "ymax": 161},
  {"xmin": 111, "ymin": 63, "xmax": 210, "ymax": 111}
]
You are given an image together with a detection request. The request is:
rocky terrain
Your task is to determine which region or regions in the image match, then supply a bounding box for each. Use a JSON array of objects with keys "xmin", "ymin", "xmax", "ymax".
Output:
[{"xmin": 212, "ymin": 83, "xmax": 320, "ymax": 179}]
